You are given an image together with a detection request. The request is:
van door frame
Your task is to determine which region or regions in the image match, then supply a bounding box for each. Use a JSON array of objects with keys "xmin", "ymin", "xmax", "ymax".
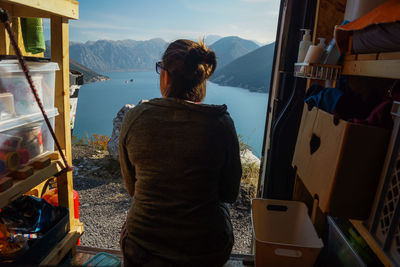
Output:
[{"xmin": 258, "ymin": 0, "xmax": 317, "ymax": 199}]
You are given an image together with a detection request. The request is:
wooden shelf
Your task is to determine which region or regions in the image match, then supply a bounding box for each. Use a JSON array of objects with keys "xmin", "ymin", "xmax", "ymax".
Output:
[
  {"xmin": 350, "ymin": 220, "xmax": 395, "ymax": 267},
  {"xmin": 342, "ymin": 52, "xmax": 400, "ymax": 80},
  {"xmin": 0, "ymin": 160, "xmax": 64, "ymax": 209},
  {"xmin": 40, "ymin": 222, "xmax": 84, "ymax": 266},
  {"xmin": 0, "ymin": 0, "xmax": 79, "ymax": 19}
]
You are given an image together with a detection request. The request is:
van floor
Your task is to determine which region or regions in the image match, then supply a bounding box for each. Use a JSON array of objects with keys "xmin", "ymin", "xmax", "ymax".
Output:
[{"xmin": 71, "ymin": 246, "xmax": 254, "ymax": 266}]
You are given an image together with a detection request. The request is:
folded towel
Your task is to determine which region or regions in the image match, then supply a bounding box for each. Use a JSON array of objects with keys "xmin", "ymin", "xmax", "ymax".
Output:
[{"xmin": 20, "ymin": 18, "xmax": 45, "ymax": 54}]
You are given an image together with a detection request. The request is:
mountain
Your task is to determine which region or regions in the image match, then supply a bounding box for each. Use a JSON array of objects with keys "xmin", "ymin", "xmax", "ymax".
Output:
[
  {"xmin": 210, "ymin": 42, "xmax": 275, "ymax": 93},
  {"xmin": 44, "ymin": 41, "xmax": 109, "ymax": 83},
  {"xmin": 205, "ymin": 35, "xmax": 222, "ymax": 46},
  {"xmin": 210, "ymin": 36, "xmax": 260, "ymax": 69},
  {"xmin": 70, "ymin": 60, "xmax": 109, "ymax": 83},
  {"xmin": 253, "ymin": 40, "xmax": 266, "ymax": 46},
  {"xmin": 69, "ymin": 38, "xmax": 168, "ymax": 72}
]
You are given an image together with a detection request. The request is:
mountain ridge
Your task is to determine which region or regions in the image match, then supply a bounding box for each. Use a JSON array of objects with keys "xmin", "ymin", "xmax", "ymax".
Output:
[
  {"xmin": 69, "ymin": 38, "xmax": 168, "ymax": 72},
  {"xmin": 210, "ymin": 42, "xmax": 275, "ymax": 93},
  {"xmin": 210, "ymin": 36, "xmax": 259, "ymax": 69}
]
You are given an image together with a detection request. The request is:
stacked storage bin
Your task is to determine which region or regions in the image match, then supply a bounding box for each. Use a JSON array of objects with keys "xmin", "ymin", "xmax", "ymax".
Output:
[{"xmin": 0, "ymin": 59, "xmax": 59, "ymax": 179}]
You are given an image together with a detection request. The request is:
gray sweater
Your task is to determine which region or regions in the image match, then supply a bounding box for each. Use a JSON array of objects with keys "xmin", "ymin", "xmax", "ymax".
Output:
[{"xmin": 119, "ymin": 97, "xmax": 242, "ymax": 264}]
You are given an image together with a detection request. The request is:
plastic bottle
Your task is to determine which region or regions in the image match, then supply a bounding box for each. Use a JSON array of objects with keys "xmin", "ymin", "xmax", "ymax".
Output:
[
  {"xmin": 322, "ymin": 35, "xmax": 341, "ymax": 65},
  {"xmin": 297, "ymin": 29, "xmax": 312, "ymax": 63},
  {"xmin": 304, "ymin": 38, "xmax": 326, "ymax": 64}
]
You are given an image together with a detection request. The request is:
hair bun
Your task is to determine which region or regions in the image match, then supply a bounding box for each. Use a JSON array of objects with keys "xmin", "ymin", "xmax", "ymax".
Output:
[
  {"xmin": 188, "ymin": 48, "xmax": 203, "ymax": 64},
  {"xmin": 204, "ymin": 50, "xmax": 216, "ymax": 65}
]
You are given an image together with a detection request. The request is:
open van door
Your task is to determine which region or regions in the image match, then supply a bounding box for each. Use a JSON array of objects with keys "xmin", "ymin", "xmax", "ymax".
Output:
[{"xmin": 258, "ymin": 0, "xmax": 318, "ymax": 200}]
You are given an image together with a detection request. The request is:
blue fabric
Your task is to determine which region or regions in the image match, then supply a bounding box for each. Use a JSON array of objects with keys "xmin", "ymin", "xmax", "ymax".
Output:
[
  {"xmin": 305, "ymin": 84, "xmax": 343, "ymax": 113},
  {"xmin": 0, "ymin": 195, "xmax": 60, "ymax": 233}
]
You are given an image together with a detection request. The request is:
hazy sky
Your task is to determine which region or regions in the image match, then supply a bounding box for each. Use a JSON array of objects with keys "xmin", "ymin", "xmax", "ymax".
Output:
[{"xmin": 47, "ymin": 0, "xmax": 280, "ymax": 44}]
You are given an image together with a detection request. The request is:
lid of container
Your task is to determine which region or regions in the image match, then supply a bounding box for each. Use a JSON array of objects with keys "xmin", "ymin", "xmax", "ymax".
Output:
[
  {"xmin": 0, "ymin": 59, "xmax": 59, "ymax": 73},
  {"xmin": 0, "ymin": 108, "xmax": 59, "ymax": 132}
]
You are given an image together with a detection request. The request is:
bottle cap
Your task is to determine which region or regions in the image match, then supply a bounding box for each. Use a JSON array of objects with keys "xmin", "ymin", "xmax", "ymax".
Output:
[
  {"xmin": 318, "ymin": 37, "xmax": 326, "ymax": 48},
  {"xmin": 300, "ymin": 29, "xmax": 311, "ymax": 41}
]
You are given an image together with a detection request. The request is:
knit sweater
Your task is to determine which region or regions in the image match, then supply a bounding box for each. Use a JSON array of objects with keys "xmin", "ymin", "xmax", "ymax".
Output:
[{"xmin": 119, "ymin": 97, "xmax": 242, "ymax": 264}]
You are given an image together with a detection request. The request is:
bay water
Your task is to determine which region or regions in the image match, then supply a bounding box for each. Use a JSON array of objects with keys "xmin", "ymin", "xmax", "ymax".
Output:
[{"xmin": 73, "ymin": 72, "xmax": 269, "ymax": 157}]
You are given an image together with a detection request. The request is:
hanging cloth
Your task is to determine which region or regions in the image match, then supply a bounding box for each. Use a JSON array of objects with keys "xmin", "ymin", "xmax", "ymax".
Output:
[{"xmin": 20, "ymin": 18, "xmax": 45, "ymax": 54}]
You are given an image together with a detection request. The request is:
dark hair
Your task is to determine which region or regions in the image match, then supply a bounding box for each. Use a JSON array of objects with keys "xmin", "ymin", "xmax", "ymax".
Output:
[{"xmin": 162, "ymin": 39, "xmax": 217, "ymax": 102}]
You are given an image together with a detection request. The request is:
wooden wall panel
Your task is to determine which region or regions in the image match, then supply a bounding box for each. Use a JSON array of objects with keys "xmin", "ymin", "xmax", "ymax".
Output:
[{"xmin": 313, "ymin": 0, "xmax": 346, "ymax": 43}]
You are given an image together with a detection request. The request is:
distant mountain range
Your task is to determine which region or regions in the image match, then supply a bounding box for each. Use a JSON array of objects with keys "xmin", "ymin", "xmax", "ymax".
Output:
[
  {"xmin": 70, "ymin": 60, "xmax": 109, "ymax": 83},
  {"xmin": 44, "ymin": 42, "xmax": 109, "ymax": 83},
  {"xmin": 210, "ymin": 36, "xmax": 260, "ymax": 69},
  {"xmin": 69, "ymin": 38, "xmax": 168, "ymax": 73},
  {"xmin": 54, "ymin": 36, "xmax": 274, "ymax": 92},
  {"xmin": 210, "ymin": 42, "xmax": 275, "ymax": 93},
  {"xmin": 68, "ymin": 36, "xmax": 260, "ymax": 73}
]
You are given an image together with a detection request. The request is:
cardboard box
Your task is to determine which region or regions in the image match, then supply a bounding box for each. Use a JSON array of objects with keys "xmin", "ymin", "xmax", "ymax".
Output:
[
  {"xmin": 293, "ymin": 105, "xmax": 390, "ymax": 219},
  {"xmin": 251, "ymin": 199, "xmax": 323, "ymax": 267}
]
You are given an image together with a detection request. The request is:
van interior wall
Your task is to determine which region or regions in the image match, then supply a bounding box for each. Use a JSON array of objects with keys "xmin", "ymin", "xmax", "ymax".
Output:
[
  {"xmin": 261, "ymin": 0, "xmax": 316, "ymax": 200},
  {"xmin": 261, "ymin": 0, "xmax": 347, "ymax": 200}
]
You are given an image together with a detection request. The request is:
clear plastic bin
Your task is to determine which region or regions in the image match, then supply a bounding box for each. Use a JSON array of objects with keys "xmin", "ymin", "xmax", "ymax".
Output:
[
  {"xmin": 0, "ymin": 93, "xmax": 15, "ymax": 120},
  {"xmin": 0, "ymin": 60, "xmax": 59, "ymax": 115},
  {"xmin": 0, "ymin": 109, "xmax": 58, "ymax": 177},
  {"xmin": 327, "ymin": 217, "xmax": 366, "ymax": 267}
]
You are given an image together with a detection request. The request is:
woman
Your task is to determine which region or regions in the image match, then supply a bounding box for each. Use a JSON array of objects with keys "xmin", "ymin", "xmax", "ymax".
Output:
[{"xmin": 119, "ymin": 39, "xmax": 242, "ymax": 267}]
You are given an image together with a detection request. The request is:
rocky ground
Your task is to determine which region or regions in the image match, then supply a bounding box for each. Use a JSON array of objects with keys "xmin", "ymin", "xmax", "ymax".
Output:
[{"xmin": 72, "ymin": 143, "xmax": 255, "ymax": 254}]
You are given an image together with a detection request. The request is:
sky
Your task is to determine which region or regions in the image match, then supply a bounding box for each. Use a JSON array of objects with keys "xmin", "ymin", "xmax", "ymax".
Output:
[{"xmin": 45, "ymin": 0, "xmax": 280, "ymax": 44}]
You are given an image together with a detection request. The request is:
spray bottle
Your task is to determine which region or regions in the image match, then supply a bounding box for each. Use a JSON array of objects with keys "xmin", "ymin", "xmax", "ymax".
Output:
[{"xmin": 297, "ymin": 29, "xmax": 312, "ymax": 63}]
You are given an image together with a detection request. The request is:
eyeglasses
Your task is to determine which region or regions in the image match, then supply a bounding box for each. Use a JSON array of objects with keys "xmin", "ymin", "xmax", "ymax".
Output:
[{"xmin": 156, "ymin": 61, "xmax": 167, "ymax": 74}]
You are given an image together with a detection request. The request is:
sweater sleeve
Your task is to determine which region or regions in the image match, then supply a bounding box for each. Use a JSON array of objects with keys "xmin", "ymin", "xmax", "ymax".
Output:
[
  {"xmin": 219, "ymin": 115, "xmax": 242, "ymax": 203},
  {"xmin": 119, "ymin": 111, "xmax": 137, "ymax": 198}
]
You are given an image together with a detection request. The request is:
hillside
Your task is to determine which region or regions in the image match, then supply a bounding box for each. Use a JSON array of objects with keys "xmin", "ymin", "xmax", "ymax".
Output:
[
  {"xmin": 70, "ymin": 60, "xmax": 109, "ymax": 83},
  {"xmin": 210, "ymin": 36, "xmax": 259, "ymax": 69},
  {"xmin": 44, "ymin": 42, "xmax": 109, "ymax": 83},
  {"xmin": 69, "ymin": 38, "xmax": 168, "ymax": 72},
  {"xmin": 210, "ymin": 42, "xmax": 275, "ymax": 93}
]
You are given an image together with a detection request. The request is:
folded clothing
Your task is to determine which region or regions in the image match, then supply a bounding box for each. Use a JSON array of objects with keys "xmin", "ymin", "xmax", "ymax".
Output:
[
  {"xmin": 353, "ymin": 22, "xmax": 400, "ymax": 54},
  {"xmin": 305, "ymin": 82, "xmax": 398, "ymax": 129},
  {"xmin": 305, "ymin": 84, "xmax": 343, "ymax": 113},
  {"xmin": 335, "ymin": 0, "xmax": 400, "ymax": 53}
]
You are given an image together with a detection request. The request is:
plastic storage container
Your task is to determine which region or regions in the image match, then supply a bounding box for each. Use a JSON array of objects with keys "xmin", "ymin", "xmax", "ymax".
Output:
[
  {"xmin": 327, "ymin": 217, "xmax": 366, "ymax": 267},
  {"xmin": 0, "ymin": 108, "xmax": 58, "ymax": 177},
  {"xmin": 370, "ymin": 101, "xmax": 400, "ymax": 265},
  {"xmin": 83, "ymin": 252, "xmax": 121, "ymax": 267},
  {"xmin": 0, "ymin": 93, "xmax": 15, "ymax": 121},
  {"xmin": 251, "ymin": 199, "xmax": 323, "ymax": 267},
  {"xmin": 0, "ymin": 60, "xmax": 59, "ymax": 116},
  {"xmin": 14, "ymin": 206, "xmax": 69, "ymax": 265}
]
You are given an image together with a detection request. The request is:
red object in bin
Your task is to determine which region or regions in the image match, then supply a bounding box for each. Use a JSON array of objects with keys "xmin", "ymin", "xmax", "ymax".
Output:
[{"xmin": 42, "ymin": 188, "xmax": 80, "ymax": 245}]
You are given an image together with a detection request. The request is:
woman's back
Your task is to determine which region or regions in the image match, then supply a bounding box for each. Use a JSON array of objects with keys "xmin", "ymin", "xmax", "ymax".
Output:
[
  {"xmin": 119, "ymin": 97, "xmax": 241, "ymax": 264},
  {"xmin": 119, "ymin": 39, "xmax": 242, "ymax": 267}
]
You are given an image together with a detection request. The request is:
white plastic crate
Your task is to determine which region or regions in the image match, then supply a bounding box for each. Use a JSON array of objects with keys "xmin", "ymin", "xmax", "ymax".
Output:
[{"xmin": 251, "ymin": 199, "xmax": 323, "ymax": 267}]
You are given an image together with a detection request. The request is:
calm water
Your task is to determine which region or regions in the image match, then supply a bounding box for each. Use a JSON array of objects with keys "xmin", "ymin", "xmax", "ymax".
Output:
[{"xmin": 73, "ymin": 72, "xmax": 269, "ymax": 157}]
